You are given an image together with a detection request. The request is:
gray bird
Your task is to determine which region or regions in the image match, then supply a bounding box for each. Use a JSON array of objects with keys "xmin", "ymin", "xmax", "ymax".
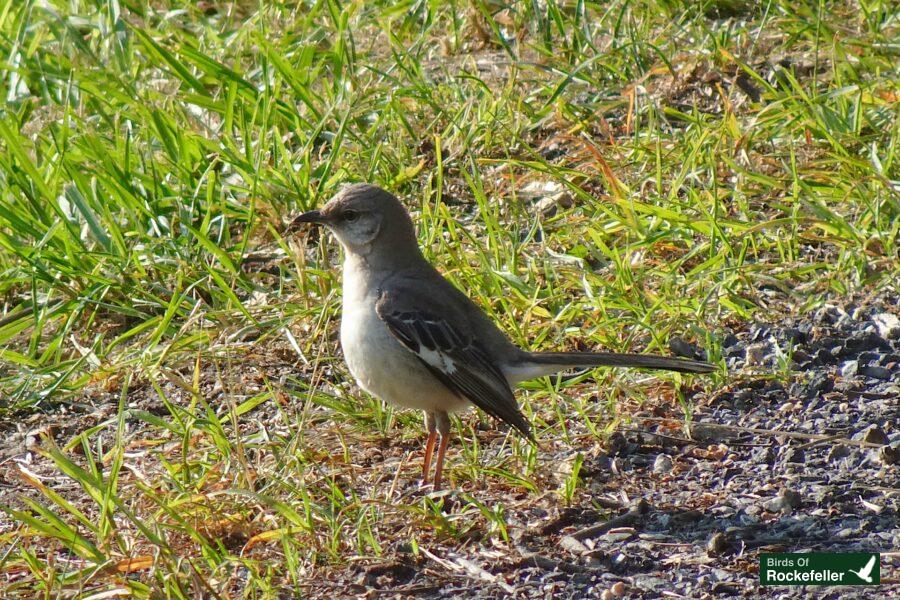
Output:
[{"xmin": 290, "ymin": 184, "xmax": 714, "ymax": 488}]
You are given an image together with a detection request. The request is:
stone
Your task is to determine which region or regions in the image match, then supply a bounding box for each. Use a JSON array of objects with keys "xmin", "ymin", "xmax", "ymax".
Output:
[
  {"xmin": 857, "ymin": 351, "xmax": 881, "ymax": 364},
  {"xmin": 860, "ymin": 365, "xmax": 890, "ymax": 380},
  {"xmin": 847, "ymin": 331, "xmax": 889, "ymax": 353},
  {"xmin": 814, "ymin": 348, "xmax": 837, "ymax": 365},
  {"xmin": 784, "ymin": 447, "xmax": 805, "ymax": 464},
  {"xmin": 872, "ymin": 313, "xmax": 900, "ymax": 339},
  {"xmin": 752, "ymin": 446, "xmax": 776, "ymax": 465},
  {"xmin": 764, "ymin": 488, "xmax": 802, "ymax": 513},
  {"xmin": 826, "ymin": 445, "xmax": 850, "ymax": 462},
  {"xmin": 854, "ymin": 425, "xmax": 888, "ymax": 445},
  {"xmin": 781, "ymin": 327, "xmax": 806, "ymax": 344},
  {"xmin": 878, "ymin": 443, "xmax": 900, "ymax": 465},
  {"xmin": 745, "ymin": 343, "xmax": 770, "ymax": 366},
  {"xmin": 840, "ymin": 360, "xmax": 859, "ymax": 378},
  {"xmin": 706, "ymin": 532, "xmax": 732, "ymax": 556},
  {"xmin": 722, "ymin": 333, "xmax": 740, "ymax": 349},
  {"xmin": 879, "ymin": 354, "xmax": 900, "ymax": 367},
  {"xmin": 606, "ymin": 432, "xmax": 629, "ymax": 456},
  {"xmin": 669, "ymin": 337, "xmax": 706, "ymax": 361},
  {"xmin": 806, "ymin": 371, "xmax": 834, "ymax": 398},
  {"xmin": 791, "ymin": 349, "xmax": 812, "ymax": 368},
  {"xmin": 653, "ymin": 454, "xmax": 674, "ymax": 475}
]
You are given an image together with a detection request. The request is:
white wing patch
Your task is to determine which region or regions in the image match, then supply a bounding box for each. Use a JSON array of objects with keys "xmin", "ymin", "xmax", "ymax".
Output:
[{"xmin": 417, "ymin": 347, "xmax": 457, "ymax": 375}]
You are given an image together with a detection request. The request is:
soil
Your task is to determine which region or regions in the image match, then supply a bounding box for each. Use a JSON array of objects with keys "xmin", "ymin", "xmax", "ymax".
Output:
[
  {"xmin": 303, "ymin": 290, "xmax": 899, "ymax": 598},
  {"xmin": 0, "ymin": 292, "xmax": 896, "ymax": 598}
]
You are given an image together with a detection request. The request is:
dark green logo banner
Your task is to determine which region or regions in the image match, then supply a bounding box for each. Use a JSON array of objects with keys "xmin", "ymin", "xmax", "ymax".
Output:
[{"xmin": 760, "ymin": 553, "xmax": 880, "ymax": 586}]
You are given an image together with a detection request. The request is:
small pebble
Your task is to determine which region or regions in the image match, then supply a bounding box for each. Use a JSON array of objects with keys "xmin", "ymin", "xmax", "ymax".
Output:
[
  {"xmin": 880, "ymin": 354, "xmax": 900, "ymax": 367},
  {"xmin": 840, "ymin": 360, "xmax": 859, "ymax": 378},
  {"xmin": 872, "ymin": 312, "xmax": 900, "ymax": 339},
  {"xmin": 815, "ymin": 305, "xmax": 844, "ymax": 324},
  {"xmin": 603, "ymin": 530, "xmax": 636, "ymax": 543},
  {"xmin": 860, "ymin": 365, "xmax": 890, "ymax": 380},
  {"xmin": 610, "ymin": 582, "xmax": 626, "ymax": 597},
  {"xmin": 836, "ymin": 528, "xmax": 857, "ymax": 539},
  {"xmin": 706, "ymin": 532, "xmax": 731, "ymax": 556},
  {"xmin": 781, "ymin": 489, "xmax": 803, "ymax": 508},
  {"xmin": 764, "ymin": 488, "xmax": 802, "ymax": 513},
  {"xmin": 791, "ymin": 349, "xmax": 812, "ymax": 368},
  {"xmin": 753, "ymin": 446, "xmax": 776, "ymax": 464},
  {"xmin": 826, "ymin": 445, "xmax": 850, "ymax": 462},
  {"xmin": 857, "ymin": 351, "xmax": 881, "ymax": 364},
  {"xmin": 745, "ymin": 343, "xmax": 770, "ymax": 366},
  {"xmin": 805, "ymin": 372, "xmax": 833, "ymax": 396},
  {"xmin": 854, "ymin": 425, "xmax": 888, "ymax": 445},
  {"xmin": 814, "ymin": 348, "xmax": 837, "ymax": 364},
  {"xmin": 879, "ymin": 443, "xmax": 900, "ymax": 466},
  {"xmin": 653, "ymin": 454, "xmax": 674, "ymax": 475},
  {"xmin": 606, "ymin": 432, "xmax": 628, "ymax": 456},
  {"xmin": 784, "ymin": 447, "xmax": 805, "ymax": 464}
]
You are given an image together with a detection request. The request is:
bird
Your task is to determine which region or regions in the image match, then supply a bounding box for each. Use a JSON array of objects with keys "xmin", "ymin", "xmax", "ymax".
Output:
[
  {"xmin": 289, "ymin": 183, "xmax": 715, "ymax": 489},
  {"xmin": 848, "ymin": 555, "xmax": 877, "ymax": 583}
]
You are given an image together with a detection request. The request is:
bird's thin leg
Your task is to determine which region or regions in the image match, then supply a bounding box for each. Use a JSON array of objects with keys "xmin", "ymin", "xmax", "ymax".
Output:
[
  {"xmin": 432, "ymin": 411, "xmax": 452, "ymax": 490},
  {"xmin": 422, "ymin": 412, "xmax": 437, "ymax": 483}
]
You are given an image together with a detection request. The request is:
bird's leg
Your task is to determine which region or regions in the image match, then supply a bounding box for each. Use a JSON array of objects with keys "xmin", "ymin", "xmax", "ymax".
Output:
[
  {"xmin": 422, "ymin": 412, "xmax": 437, "ymax": 483},
  {"xmin": 432, "ymin": 411, "xmax": 452, "ymax": 490}
]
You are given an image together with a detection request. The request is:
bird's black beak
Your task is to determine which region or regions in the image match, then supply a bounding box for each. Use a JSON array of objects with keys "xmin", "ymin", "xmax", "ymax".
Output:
[{"xmin": 286, "ymin": 209, "xmax": 325, "ymax": 234}]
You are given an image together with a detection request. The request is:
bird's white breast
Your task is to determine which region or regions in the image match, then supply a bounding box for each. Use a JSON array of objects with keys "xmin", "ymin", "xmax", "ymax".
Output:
[{"xmin": 339, "ymin": 259, "xmax": 467, "ymax": 413}]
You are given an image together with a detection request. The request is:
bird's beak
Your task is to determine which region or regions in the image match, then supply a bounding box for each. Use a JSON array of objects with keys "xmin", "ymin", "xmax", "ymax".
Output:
[{"xmin": 286, "ymin": 209, "xmax": 325, "ymax": 234}]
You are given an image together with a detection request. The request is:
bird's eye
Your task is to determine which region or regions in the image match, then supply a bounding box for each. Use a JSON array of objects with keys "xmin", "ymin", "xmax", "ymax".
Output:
[{"xmin": 343, "ymin": 210, "xmax": 359, "ymax": 222}]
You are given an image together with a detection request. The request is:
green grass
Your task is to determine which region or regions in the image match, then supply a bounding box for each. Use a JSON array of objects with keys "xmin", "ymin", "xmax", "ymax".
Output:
[{"xmin": 0, "ymin": 0, "xmax": 897, "ymax": 596}]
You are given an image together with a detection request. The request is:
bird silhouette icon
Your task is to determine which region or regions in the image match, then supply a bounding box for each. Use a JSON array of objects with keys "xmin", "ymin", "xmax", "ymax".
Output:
[{"xmin": 848, "ymin": 555, "xmax": 876, "ymax": 583}]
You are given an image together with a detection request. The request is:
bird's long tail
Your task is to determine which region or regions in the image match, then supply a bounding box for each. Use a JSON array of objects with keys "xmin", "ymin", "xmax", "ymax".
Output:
[{"xmin": 506, "ymin": 351, "xmax": 715, "ymax": 383}]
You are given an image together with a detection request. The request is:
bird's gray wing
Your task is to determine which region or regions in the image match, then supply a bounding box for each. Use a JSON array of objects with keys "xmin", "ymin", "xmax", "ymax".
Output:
[{"xmin": 375, "ymin": 285, "xmax": 534, "ymax": 441}]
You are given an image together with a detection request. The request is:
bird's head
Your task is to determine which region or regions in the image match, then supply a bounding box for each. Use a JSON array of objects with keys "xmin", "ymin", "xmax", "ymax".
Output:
[{"xmin": 288, "ymin": 183, "xmax": 418, "ymax": 258}]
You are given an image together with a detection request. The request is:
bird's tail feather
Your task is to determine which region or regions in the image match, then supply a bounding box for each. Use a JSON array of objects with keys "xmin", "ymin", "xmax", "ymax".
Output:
[{"xmin": 508, "ymin": 351, "xmax": 715, "ymax": 381}]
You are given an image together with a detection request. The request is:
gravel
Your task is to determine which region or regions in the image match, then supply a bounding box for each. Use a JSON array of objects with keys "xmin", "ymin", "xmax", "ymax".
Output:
[
  {"xmin": 321, "ymin": 293, "xmax": 898, "ymax": 598},
  {"xmin": 550, "ymin": 293, "xmax": 898, "ymax": 599},
  {"xmin": 2, "ymin": 291, "xmax": 895, "ymax": 598}
]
